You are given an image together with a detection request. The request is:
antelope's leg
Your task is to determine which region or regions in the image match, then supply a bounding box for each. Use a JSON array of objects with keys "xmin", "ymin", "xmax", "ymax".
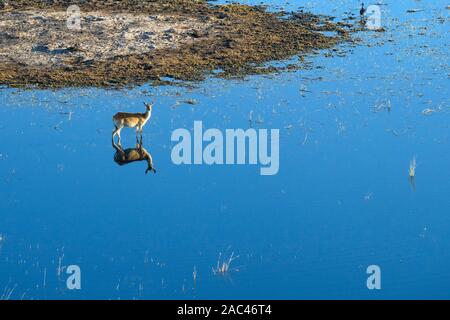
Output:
[
  {"xmin": 112, "ymin": 127, "xmax": 119, "ymax": 141},
  {"xmin": 117, "ymin": 128, "xmax": 122, "ymax": 142},
  {"xmin": 135, "ymin": 127, "xmax": 140, "ymax": 143}
]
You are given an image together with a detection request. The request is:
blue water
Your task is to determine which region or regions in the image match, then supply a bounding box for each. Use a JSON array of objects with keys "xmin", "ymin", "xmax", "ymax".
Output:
[{"xmin": 0, "ymin": 0, "xmax": 449, "ymax": 299}]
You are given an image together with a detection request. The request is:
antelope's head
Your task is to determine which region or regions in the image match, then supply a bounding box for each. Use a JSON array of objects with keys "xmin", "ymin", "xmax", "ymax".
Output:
[{"xmin": 144, "ymin": 102, "xmax": 153, "ymax": 112}]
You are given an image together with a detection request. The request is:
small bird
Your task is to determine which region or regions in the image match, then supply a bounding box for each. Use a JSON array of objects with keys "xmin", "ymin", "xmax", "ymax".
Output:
[
  {"xmin": 112, "ymin": 102, "xmax": 153, "ymax": 143},
  {"xmin": 360, "ymin": 3, "xmax": 367, "ymax": 17}
]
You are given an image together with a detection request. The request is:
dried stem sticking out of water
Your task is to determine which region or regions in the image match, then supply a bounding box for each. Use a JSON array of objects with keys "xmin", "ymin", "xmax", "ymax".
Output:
[
  {"xmin": 409, "ymin": 156, "xmax": 417, "ymax": 178},
  {"xmin": 213, "ymin": 251, "xmax": 239, "ymax": 275}
]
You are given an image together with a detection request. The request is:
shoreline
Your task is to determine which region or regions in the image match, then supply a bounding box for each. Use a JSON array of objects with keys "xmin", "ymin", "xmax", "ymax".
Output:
[{"xmin": 0, "ymin": 0, "xmax": 355, "ymax": 88}]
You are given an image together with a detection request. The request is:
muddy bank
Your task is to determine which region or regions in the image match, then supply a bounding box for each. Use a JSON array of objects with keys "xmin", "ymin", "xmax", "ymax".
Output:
[{"xmin": 0, "ymin": 0, "xmax": 354, "ymax": 88}]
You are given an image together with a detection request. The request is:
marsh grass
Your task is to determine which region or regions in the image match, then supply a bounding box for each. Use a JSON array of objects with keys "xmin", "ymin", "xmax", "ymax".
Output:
[
  {"xmin": 212, "ymin": 251, "xmax": 239, "ymax": 275},
  {"xmin": 409, "ymin": 156, "xmax": 417, "ymax": 178},
  {"xmin": 0, "ymin": 234, "xmax": 4, "ymax": 255},
  {"xmin": 1, "ymin": 283, "xmax": 17, "ymax": 300},
  {"xmin": 193, "ymin": 266, "xmax": 197, "ymax": 287},
  {"xmin": 409, "ymin": 156, "xmax": 417, "ymax": 191}
]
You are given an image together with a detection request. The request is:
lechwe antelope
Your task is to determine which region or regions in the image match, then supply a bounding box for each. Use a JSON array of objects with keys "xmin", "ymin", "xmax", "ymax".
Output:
[{"xmin": 112, "ymin": 102, "xmax": 153, "ymax": 143}]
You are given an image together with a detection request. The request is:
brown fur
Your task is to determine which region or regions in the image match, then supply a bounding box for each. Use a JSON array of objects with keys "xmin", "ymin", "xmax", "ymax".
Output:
[{"xmin": 112, "ymin": 103, "xmax": 152, "ymax": 142}]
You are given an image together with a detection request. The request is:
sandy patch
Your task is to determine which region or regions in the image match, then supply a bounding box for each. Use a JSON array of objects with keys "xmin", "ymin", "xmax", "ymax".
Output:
[{"xmin": 0, "ymin": 10, "xmax": 214, "ymax": 67}]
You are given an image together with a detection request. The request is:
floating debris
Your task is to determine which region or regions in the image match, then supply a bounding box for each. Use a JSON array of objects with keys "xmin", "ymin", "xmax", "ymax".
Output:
[
  {"xmin": 53, "ymin": 120, "xmax": 64, "ymax": 130},
  {"xmin": 59, "ymin": 111, "xmax": 73, "ymax": 121},
  {"xmin": 336, "ymin": 119, "xmax": 346, "ymax": 134},
  {"xmin": 422, "ymin": 108, "xmax": 437, "ymax": 116},
  {"xmin": 255, "ymin": 115, "xmax": 264, "ymax": 124},
  {"xmin": 171, "ymin": 101, "xmax": 182, "ymax": 109},
  {"xmin": 372, "ymin": 103, "xmax": 386, "ymax": 113},
  {"xmin": 406, "ymin": 9, "xmax": 424, "ymax": 13},
  {"xmin": 182, "ymin": 99, "xmax": 198, "ymax": 105},
  {"xmin": 386, "ymin": 127, "xmax": 412, "ymax": 137},
  {"xmin": 419, "ymin": 227, "xmax": 428, "ymax": 239},
  {"xmin": 299, "ymin": 85, "xmax": 311, "ymax": 97},
  {"xmin": 56, "ymin": 164, "xmax": 64, "ymax": 173},
  {"xmin": 302, "ymin": 132, "xmax": 309, "ymax": 145},
  {"xmin": 364, "ymin": 192, "xmax": 373, "ymax": 201},
  {"xmin": 372, "ymin": 100, "xmax": 393, "ymax": 113}
]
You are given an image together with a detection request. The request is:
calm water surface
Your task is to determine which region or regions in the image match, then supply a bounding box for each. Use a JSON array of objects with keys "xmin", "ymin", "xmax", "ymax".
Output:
[{"xmin": 0, "ymin": 0, "xmax": 449, "ymax": 299}]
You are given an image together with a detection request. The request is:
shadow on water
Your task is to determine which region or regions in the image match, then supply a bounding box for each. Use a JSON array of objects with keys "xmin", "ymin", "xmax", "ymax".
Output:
[{"xmin": 112, "ymin": 140, "xmax": 156, "ymax": 175}]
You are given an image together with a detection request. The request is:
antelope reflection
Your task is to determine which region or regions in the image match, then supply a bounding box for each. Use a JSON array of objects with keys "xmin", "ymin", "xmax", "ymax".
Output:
[{"xmin": 112, "ymin": 140, "xmax": 156, "ymax": 174}]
